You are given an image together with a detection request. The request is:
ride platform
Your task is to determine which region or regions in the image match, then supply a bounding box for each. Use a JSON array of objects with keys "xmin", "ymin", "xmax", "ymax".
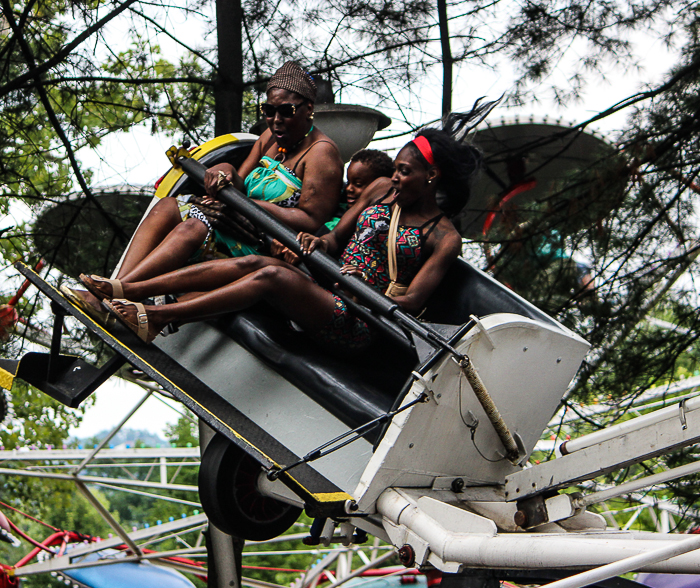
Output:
[{"xmin": 0, "ymin": 261, "xmax": 352, "ymax": 518}]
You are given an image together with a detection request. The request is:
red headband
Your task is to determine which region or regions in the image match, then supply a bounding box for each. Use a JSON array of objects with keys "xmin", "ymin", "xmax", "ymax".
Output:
[{"xmin": 412, "ymin": 136, "xmax": 436, "ymax": 167}]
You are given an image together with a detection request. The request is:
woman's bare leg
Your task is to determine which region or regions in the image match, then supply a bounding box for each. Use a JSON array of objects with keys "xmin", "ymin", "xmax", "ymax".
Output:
[
  {"xmin": 117, "ymin": 197, "xmax": 185, "ymax": 279},
  {"xmin": 85, "ymin": 256, "xmax": 284, "ymax": 301},
  {"xmin": 118, "ymin": 217, "xmax": 209, "ymax": 284},
  {"xmin": 108, "ymin": 265, "xmax": 337, "ymax": 341}
]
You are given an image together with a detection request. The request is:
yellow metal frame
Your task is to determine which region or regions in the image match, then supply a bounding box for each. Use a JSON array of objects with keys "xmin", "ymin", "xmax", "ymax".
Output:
[{"xmin": 156, "ymin": 134, "xmax": 252, "ymax": 200}]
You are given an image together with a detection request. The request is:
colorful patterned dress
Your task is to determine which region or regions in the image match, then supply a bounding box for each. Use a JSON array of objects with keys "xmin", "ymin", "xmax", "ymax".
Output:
[{"xmin": 314, "ymin": 192, "xmax": 443, "ymax": 351}]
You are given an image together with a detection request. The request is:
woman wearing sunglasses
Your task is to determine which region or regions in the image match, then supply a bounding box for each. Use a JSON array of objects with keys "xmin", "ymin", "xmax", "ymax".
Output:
[
  {"xmin": 200, "ymin": 61, "xmax": 344, "ymax": 257},
  {"xmin": 64, "ymin": 62, "xmax": 343, "ymax": 323}
]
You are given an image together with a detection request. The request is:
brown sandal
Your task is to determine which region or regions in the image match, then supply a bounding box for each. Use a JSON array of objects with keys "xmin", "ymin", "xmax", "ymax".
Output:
[
  {"xmin": 60, "ymin": 285, "xmax": 115, "ymax": 328},
  {"xmin": 79, "ymin": 274, "xmax": 124, "ymax": 301},
  {"xmin": 103, "ymin": 299, "xmax": 155, "ymax": 343}
]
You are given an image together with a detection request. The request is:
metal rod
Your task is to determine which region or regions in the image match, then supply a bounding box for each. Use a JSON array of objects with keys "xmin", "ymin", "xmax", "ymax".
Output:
[
  {"xmin": 15, "ymin": 546, "xmax": 208, "ymax": 577},
  {"xmin": 92, "ymin": 481, "xmax": 202, "ymax": 507},
  {"xmin": 458, "ymin": 358, "xmax": 520, "ymax": 463},
  {"xmin": 75, "ymin": 480, "xmax": 142, "ymax": 556},
  {"xmin": 576, "ymin": 460, "xmax": 700, "ymax": 508},
  {"xmin": 267, "ymin": 392, "xmax": 427, "ymax": 479},
  {"xmin": 72, "ymin": 389, "xmax": 153, "ymax": 475},
  {"xmin": 540, "ymin": 533, "xmax": 700, "ymax": 588},
  {"xmin": 46, "ymin": 306, "xmax": 65, "ymax": 383},
  {"xmin": 0, "ymin": 467, "xmax": 198, "ymax": 491}
]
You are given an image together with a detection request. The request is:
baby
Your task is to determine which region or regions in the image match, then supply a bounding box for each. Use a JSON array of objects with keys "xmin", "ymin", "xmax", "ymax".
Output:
[
  {"xmin": 272, "ymin": 148, "xmax": 394, "ymax": 261},
  {"xmin": 343, "ymin": 148, "xmax": 395, "ymax": 207}
]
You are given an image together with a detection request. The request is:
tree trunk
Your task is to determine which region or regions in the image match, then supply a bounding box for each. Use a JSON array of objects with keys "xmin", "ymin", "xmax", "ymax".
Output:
[
  {"xmin": 437, "ymin": 0, "xmax": 452, "ymax": 115},
  {"xmin": 215, "ymin": 0, "xmax": 244, "ymax": 134}
]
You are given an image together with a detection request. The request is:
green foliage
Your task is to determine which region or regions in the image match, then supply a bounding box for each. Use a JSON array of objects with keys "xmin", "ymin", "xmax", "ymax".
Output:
[{"xmin": 0, "ymin": 379, "xmax": 82, "ymax": 450}]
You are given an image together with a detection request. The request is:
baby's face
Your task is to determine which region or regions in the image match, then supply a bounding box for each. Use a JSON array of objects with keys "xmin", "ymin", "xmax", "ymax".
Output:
[{"xmin": 345, "ymin": 161, "xmax": 377, "ymax": 206}]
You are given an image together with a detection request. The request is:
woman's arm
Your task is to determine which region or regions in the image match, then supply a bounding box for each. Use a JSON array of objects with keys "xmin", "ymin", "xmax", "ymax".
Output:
[
  {"xmin": 256, "ymin": 141, "xmax": 343, "ymax": 233},
  {"xmin": 391, "ymin": 222, "xmax": 462, "ymax": 314},
  {"xmin": 202, "ymin": 130, "xmax": 271, "ymax": 196}
]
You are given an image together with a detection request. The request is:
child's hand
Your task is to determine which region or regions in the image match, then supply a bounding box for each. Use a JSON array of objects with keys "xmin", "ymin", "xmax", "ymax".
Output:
[
  {"xmin": 271, "ymin": 239, "xmax": 300, "ymax": 265},
  {"xmin": 297, "ymin": 232, "xmax": 327, "ymax": 255},
  {"xmin": 339, "ymin": 264, "xmax": 365, "ymax": 278}
]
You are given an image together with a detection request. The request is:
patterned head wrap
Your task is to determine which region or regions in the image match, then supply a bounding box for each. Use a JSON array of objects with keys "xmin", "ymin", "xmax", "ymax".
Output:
[{"xmin": 267, "ymin": 61, "xmax": 317, "ymax": 103}]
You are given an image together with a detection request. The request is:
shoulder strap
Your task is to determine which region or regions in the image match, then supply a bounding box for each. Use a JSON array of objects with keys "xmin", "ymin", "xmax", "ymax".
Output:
[
  {"xmin": 387, "ymin": 203, "xmax": 401, "ymax": 283},
  {"xmin": 291, "ymin": 140, "xmax": 334, "ymax": 173},
  {"xmin": 421, "ymin": 213, "xmax": 445, "ymax": 240}
]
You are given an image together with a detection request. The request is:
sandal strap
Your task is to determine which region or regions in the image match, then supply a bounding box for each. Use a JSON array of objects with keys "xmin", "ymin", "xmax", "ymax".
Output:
[
  {"xmin": 133, "ymin": 302, "xmax": 148, "ymax": 341},
  {"xmin": 89, "ymin": 275, "xmax": 123, "ymax": 299},
  {"xmin": 112, "ymin": 299, "xmax": 150, "ymax": 342},
  {"xmin": 110, "ymin": 279, "xmax": 124, "ymax": 299}
]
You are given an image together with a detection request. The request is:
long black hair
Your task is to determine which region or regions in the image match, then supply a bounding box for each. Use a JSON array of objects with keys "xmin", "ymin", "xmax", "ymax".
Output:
[{"xmin": 407, "ymin": 98, "xmax": 500, "ymax": 217}]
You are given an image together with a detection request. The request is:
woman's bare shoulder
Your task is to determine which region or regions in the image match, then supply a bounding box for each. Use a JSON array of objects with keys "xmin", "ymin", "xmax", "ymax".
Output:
[
  {"xmin": 256, "ymin": 129, "xmax": 276, "ymax": 156},
  {"xmin": 430, "ymin": 217, "xmax": 462, "ymax": 254}
]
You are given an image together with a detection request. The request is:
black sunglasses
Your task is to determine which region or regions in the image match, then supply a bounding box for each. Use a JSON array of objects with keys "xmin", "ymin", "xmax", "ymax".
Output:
[{"xmin": 260, "ymin": 102, "xmax": 304, "ymax": 118}]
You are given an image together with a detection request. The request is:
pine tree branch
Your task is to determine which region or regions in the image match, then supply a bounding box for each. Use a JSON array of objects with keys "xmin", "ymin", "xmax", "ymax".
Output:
[
  {"xmin": 0, "ymin": 0, "xmax": 140, "ymax": 99},
  {"xmin": 128, "ymin": 7, "xmax": 218, "ymax": 70},
  {"xmin": 12, "ymin": 76, "xmax": 213, "ymax": 89},
  {"xmin": 0, "ymin": 0, "xmax": 129, "ymax": 255}
]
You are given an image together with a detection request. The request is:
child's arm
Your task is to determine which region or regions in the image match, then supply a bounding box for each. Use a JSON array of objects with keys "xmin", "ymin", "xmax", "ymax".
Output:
[{"xmin": 297, "ymin": 177, "xmax": 391, "ymax": 256}]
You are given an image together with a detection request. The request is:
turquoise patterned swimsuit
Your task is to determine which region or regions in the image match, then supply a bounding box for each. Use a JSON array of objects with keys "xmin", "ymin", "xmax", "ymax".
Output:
[{"xmin": 214, "ymin": 156, "xmax": 304, "ymax": 257}]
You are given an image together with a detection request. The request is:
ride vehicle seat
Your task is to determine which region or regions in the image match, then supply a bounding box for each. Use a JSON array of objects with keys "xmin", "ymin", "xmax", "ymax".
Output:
[{"xmin": 211, "ymin": 257, "xmax": 557, "ymax": 445}]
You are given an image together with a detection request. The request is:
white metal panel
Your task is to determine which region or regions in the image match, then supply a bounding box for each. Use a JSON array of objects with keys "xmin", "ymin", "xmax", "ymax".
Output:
[
  {"xmin": 156, "ymin": 322, "xmax": 373, "ymax": 495},
  {"xmin": 355, "ymin": 314, "xmax": 589, "ymax": 510}
]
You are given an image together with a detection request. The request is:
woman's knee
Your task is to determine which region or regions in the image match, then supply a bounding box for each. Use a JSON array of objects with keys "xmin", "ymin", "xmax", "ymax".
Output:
[
  {"xmin": 237, "ymin": 255, "xmax": 283, "ymax": 274},
  {"xmin": 150, "ymin": 196, "xmax": 180, "ymax": 219},
  {"xmin": 176, "ymin": 218, "xmax": 209, "ymax": 246},
  {"xmin": 140, "ymin": 197, "xmax": 182, "ymax": 234},
  {"xmin": 251, "ymin": 264, "xmax": 295, "ymax": 290}
]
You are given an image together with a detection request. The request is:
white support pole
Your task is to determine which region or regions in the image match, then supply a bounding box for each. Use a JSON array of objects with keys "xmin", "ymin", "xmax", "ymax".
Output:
[
  {"xmin": 577, "ymin": 460, "xmax": 700, "ymax": 508},
  {"xmin": 75, "ymin": 481, "xmax": 142, "ymax": 556},
  {"xmin": 541, "ymin": 533, "xmax": 700, "ymax": 588},
  {"xmin": 561, "ymin": 395, "xmax": 700, "ymax": 455},
  {"xmin": 72, "ymin": 390, "xmax": 152, "ymax": 475},
  {"xmin": 160, "ymin": 456, "xmax": 168, "ymax": 485}
]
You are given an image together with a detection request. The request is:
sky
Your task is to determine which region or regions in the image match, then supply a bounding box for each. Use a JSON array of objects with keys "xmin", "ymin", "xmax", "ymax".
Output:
[{"xmin": 22, "ymin": 3, "xmax": 682, "ymax": 440}]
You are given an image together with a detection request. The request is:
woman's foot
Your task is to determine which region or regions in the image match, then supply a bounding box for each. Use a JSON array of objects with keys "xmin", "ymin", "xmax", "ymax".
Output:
[
  {"xmin": 79, "ymin": 274, "xmax": 124, "ymax": 301},
  {"xmin": 103, "ymin": 299, "xmax": 164, "ymax": 343}
]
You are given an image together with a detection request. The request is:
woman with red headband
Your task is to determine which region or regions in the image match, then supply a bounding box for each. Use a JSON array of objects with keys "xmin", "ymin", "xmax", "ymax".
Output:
[{"xmin": 85, "ymin": 111, "xmax": 488, "ymax": 349}]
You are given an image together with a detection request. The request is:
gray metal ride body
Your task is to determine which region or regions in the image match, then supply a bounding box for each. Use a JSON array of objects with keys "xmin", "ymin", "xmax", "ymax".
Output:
[{"xmin": 6, "ymin": 131, "xmax": 700, "ymax": 586}]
